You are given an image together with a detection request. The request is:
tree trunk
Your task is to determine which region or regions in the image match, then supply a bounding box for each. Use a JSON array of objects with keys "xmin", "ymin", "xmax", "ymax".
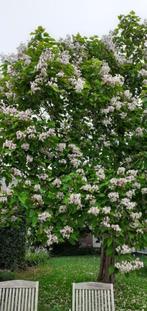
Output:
[{"xmin": 97, "ymin": 245, "xmax": 115, "ymax": 283}]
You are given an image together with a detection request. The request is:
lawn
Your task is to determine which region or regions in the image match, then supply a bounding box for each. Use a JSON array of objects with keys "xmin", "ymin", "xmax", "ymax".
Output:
[{"xmin": 8, "ymin": 255, "xmax": 147, "ymax": 311}]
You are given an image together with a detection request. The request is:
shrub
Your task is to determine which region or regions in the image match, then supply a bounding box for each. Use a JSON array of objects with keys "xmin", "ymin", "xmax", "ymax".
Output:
[
  {"xmin": 0, "ymin": 271, "xmax": 15, "ymax": 281},
  {"xmin": 0, "ymin": 222, "xmax": 26, "ymax": 270},
  {"xmin": 25, "ymin": 249, "xmax": 49, "ymax": 267}
]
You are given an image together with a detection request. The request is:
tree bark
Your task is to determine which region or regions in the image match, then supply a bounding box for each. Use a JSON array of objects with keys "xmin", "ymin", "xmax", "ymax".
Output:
[{"xmin": 97, "ymin": 245, "xmax": 115, "ymax": 283}]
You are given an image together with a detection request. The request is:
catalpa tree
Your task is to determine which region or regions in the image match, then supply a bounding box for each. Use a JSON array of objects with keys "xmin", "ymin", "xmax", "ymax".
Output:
[{"xmin": 0, "ymin": 13, "xmax": 146, "ymax": 282}]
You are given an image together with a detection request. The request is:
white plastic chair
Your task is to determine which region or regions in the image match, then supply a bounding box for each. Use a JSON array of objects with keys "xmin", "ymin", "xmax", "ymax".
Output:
[
  {"xmin": 0, "ymin": 280, "xmax": 39, "ymax": 311},
  {"xmin": 70, "ymin": 282, "xmax": 115, "ymax": 311}
]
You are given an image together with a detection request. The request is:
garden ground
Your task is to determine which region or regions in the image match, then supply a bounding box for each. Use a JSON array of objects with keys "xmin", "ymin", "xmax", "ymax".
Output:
[{"xmin": 1, "ymin": 255, "xmax": 147, "ymax": 311}]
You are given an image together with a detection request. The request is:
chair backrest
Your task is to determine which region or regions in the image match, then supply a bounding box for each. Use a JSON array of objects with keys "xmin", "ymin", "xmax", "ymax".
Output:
[
  {"xmin": 72, "ymin": 282, "xmax": 115, "ymax": 311},
  {"xmin": 0, "ymin": 280, "xmax": 39, "ymax": 311}
]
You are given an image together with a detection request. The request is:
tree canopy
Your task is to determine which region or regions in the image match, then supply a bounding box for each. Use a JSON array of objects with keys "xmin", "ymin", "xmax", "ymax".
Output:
[{"xmin": 0, "ymin": 12, "xmax": 147, "ymax": 281}]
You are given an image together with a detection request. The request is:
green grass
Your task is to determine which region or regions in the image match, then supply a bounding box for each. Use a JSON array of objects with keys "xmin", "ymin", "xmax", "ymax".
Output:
[{"xmin": 6, "ymin": 256, "xmax": 147, "ymax": 311}]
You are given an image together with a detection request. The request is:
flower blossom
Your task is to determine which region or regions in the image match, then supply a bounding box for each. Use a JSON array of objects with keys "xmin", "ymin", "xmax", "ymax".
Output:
[
  {"xmin": 130, "ymin": 212, "xmax": 142, "ymax": 221},
  {"xmin": 3, "ymin": 140, "xmax": 16, "ymax": 150},
  {"xmin": 141, "ymin": 188, "xmax": 147, "ymax": 194},
  {"xmin": 60, "ymin": 226, "xmax": 73, "ymax": 239},
  {"xmin": 39, "ymin": 129, "xmax": 56, "ymax": 141},
  {"xmin": 16, "ymin": 131, "xmax": 26, "ymax": 139},
  {"xmin": 115, "ymin": 259, "xmax": 144, "ymax": 273},
  {"xmin": 26, "ymin": 155, "xmax": 33, "ymax": 163},
  {"xmin": 102, "ymin": 216, "xmax": 111, "ymax": 228},
  {"xmin": 117, "ymin": 167, "xmax": 125, "ymax": 175},
  {"xmin": 38, "ymin": 211, "xmax": 51, "ymax": 222},
  {"xmin": 88, "ymin": 207, "xmax": 100, "ymax": 216},
  {"xmin": 135, "ymin": 127, "xmax": 143, "ymax": 137},
  {"xmin": 81, "ymin": 184, "xmax": 99, "ymax": 193},
  {"xmin": 57, "ymin": 143, "xmax": 66, "ymax": 152},
  {"xmin": 70, "ymin": 77, "xmax": 85, "ymax": 92},
  {"xmin": 34, "ymin": 184, "xmax": 41, "ymax": 191},
  {"xmin": 108, "ymin": 192, "xmax": 119, "ymax": 202},
  {"xmin": 13, "ymin": 168, "xmax": 23, "ymax": 177},
  {"xmin": 46, "ymin": 230, "xmax": 58, "ymax": 247},
  {"xmin": 116, "ymin": 244, "xmax": 135, "ymax": 254},
  {"xmin": 111, "ymin": 224, "xmax": 121, "ymax": 232},
  {"xmin": 52, "ymin": 178, "xmax": 61, "ymax": 188},
  {"xmin": 59, "ymin": 51, "xmax": 70, "ymax": 64},
  {"xmin": 21, "ymin": 143, "xmax": 30, "ymax": 151},
  {"xmin": 69, "ymin": 193, "xmax": 82, "ymax": 208},
  {"xmin": 59, "ymin": 205, "xmax": 67, "ymax": 213},
  {"xmin": 39, "ymin": 173, "xmax": 48, "ymax": 180},
  {"xmin": 32, "ymin": 194, "xmax": 43, "ymax": 205},
  {"xmin": 121, "ymin": 198, "xmax": 136, "ymax": 210},
  {"xmin": 17, "ymin": 109, "xmax": 32, "ymax": 121},
  {"xmin": 102, "ymin": 206, "xmax": 111, "ymax": 214},
  {"xmin": 95, "ymin": 166, "xmax": 105, "ymax": 180},
  {"xmin": 0, "ymin": 196, "xmax": 7, "ymax": 203}
]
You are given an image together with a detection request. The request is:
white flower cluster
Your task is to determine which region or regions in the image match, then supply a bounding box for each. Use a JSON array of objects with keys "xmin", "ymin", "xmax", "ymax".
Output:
[
  {"xmin": 7, "ymin": 64, "xmax": 16, "ymax": 76},
  {"xmin": 139, "ymin": 68, "xmax": 147, "ymax": 77},
  {"xmin": 85, "ymin": 194, "xmax": 96, "ymax": 206},
  {"xmin": 32, "ymin": 194, "xmax": 43, "ymax": 205},
  {"xmin": 95, "ymin": 166, "xmax": 105, "ymax": 180},
  {"xmin": 109, "ymin": 177, "xmax": 127, "ymax": 188},
  {"xmin": 111, "ymin": 224, "xmax": 121, "ymax": 232},
  {"xmin": 88, "ymin": 206, "xmax": 100, "ymax": 216},
  {"xmin": 13, "ymin": 168, "xmax": 23, "ymax": 177},
  {"xmin": 59, "ymin": 205, "xmax": 67, "ymax": 213},
  {"xmin": 16, "ymin": 126, "xmax": 36, "ymax": 141},
  {"xmin": 81, "ymin": 184, "xmax": 99, "ymax": 193},
  {"xmin": 116, "ymin": 244, "xmax": 135, "ymax": 254},
  {"xmin": 16, "ymin": 130, "xmax": 26, "ymax": 140},
  {"xmin": 21, "ymin": 143, "xmax": 30, "ymax": 151},
  {"xmin": 17, "ymin": 109, "xmax": 32, "ymax": 121},
  {"xmin": 141, "ymin": 188, "xmax": 147, "ymax": 194},
  {"xmin": 126, "ymin": 190, "xmax": 135, "ymax": 199},
  {"xmin": 121, "ymin": 198, "xmax": 136, "ymax": 210},
  {"xmin": 68, "ymin": 144, "xmax": 83, "ymax": 168},
  {"xmin": 124, "ymin": 90, "xmax": 132, "ymax": 99},
  {"xmin": 115, "ymin": 259, "xmax": 144, "ymax": 273},
  {"xmin": 38, "ymin": 211, "xmax": 51, "ymax": 222},
  {"xmin": 26, "ymin": 155, "xmax": 33, "ymax": 163},
  {"xmin": 26, "ymin": 126, "xmax": 37, "ymax": 139},
  {"xmin": 102, "ymin": 32, "xmax": 128, "ymax": 65},
  {"xmin": 39, "ymin": 129, "xmax": 56, "ymax": 141},
  {"xmin": 130, "ymin": 212, "xmax": 142, "ymax": 221},
  {"xmin": 57, "ymin": 143, "xmax": 66, "ymax": 152},
  {"xmin": 3, "ymin": 140, "xmax": 16, "ymax": 150},
  {"xmin": 135, "ymin": 127, "xmax": 144, "ymax": 137},
  {"xmin": 60, "ymin": 225, "xmax": 73, "ymax": 238},
  {"xmin": 46, "ymin": 230, "xmax": 58, "ymax": 247},
  {"xmin": 34, "ymin": 184, "xmax": 41, "ymax": 191},
  {"xmin": 31, "ymin": 48, "xmax": 54, "ymax": 93},
  {"xmin": 108, "ymin": 192, "xmax": 119, "ymax": 202},
  {"xmin": 127, "ymin": 98, "xmax": 142, "ymax": 111},
  {"xmin": 1, "ymin": 104, "xmax": 32, "ymax": 121},
  {"xmin": 36, "ymin": 48, "xmax": 53, "ymax": 71},
  {"xmin": 102, "ymin": 206, "xmax": 111, "ymax": 214},
  {"xmin": 39, "ymin": 173, "xmax": 48, "ymax": 180},
  {"xmin": 70, "ymin": 77, "xmax": 85, "ymax": 92},
  {"xmin": 100, "ymin": 62, "xmax": 124, "ymax": 86},
  {"xmin": 59, "ymin": 51, "xmax": 70, "ymax": 64},
  {"xmin": 0, "ymin": 196, "xmax": 7, "ymax": 203},
  {"xmin": 102, "ymin": 216, "xmax": 111, "ymax": 228},
  {"xmin": 52, "ymin": 178, "xmax": 61, "ymax": 188},
  {"xmin": 69, "ymin": 193, "xmax": 82, "ymax": 208},
  {"xmin": 0, "ymin": 181, "xmax": 13, "ymax": 196}
]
